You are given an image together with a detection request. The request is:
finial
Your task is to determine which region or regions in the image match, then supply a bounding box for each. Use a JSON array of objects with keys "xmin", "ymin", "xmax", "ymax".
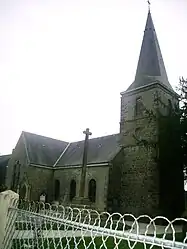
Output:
[{"xmin": 147, "ymin": 0, "xmax": 151, "ymax": 12}]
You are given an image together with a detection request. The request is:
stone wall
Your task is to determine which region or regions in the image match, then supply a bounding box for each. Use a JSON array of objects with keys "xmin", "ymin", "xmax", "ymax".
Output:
[
  {"xmin": 25, "ymin": 166, "xmax": 53, "ymax": 202},
  {"xmin": 120, "ymin": 145, "xmax": 160, "ymax": 217},
  {"xmin": 53, "ymin": 165, "xmax": 109, "ymax": 211},
  {"xmin": 5, "ymin": 133, "xmax": 53, "ymax": 202},
  {"xmin": 119, "ymin": 83, "xmax": 181, "ymax": 217},
  {"xmin": 5, "ymin": 133, "xmax": 28, "ymax": 190},
  {"xmin": 107, "ymin": 150, "xmax": 124, "ymax": 213}
]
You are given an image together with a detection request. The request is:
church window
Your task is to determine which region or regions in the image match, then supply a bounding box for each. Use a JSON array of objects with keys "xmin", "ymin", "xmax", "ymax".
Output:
[
  {"xmin": 11, "ymin": 160, "xmax": 21, "ymax": 192},
  {"xmin": 69, "ymin": 180, "xmax": 76, "ymax": 201},
  {"xmin": 54, "ymin": 179, "xmax": 60, "ymax": 200},
  {"xmin": 88, "ymin": 179, "xmax": 96, "ymax": 202},
  {"xmin": 135, "ymin": 97, "xmax": 143, "ymax": 116},
  {"xmin": 168, "ymin": 99, "xmax": 172, "ymax": 107},
  {"xmin": 20, "ymin": 184, "xmax": 27, "ymax": 200}
]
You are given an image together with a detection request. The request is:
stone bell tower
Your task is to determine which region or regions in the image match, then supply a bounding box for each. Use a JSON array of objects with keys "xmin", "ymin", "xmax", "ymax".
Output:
[{"xmin": 119, "ymin": 8, "xmax": 184, "ymax": 218}]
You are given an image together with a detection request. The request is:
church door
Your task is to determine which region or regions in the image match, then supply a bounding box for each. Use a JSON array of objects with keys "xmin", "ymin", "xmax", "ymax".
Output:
[
  {"xmin": 69, "ymin": 180, "xmax": 76, "ymax": 201},
  {"xmin": 54, "ymin": 180, "xmax": 60, "ymax": 201},
  {"xmin": 88, "ymin": 179, "xmax": 96, "ymax": 202}
]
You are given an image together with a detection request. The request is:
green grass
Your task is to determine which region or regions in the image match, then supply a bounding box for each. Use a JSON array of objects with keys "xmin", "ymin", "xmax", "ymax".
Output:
[
  {"xmin": 15, "ymin": 220, "xmax": 128, "ymax": 231},
  {"xmin": 12, "ymin": 233, "xmax": 184, "ymax": 249}
]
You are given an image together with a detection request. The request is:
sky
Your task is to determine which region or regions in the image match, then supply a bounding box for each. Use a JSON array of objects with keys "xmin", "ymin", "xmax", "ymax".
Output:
[{"xmin": 0, "ymin": 0, "xmax": 186, "ymax": 155}]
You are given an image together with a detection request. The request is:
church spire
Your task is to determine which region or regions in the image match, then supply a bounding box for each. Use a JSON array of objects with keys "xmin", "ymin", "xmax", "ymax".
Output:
[{"xmin": 126, "ymin": 7, "xmax": 173, "ymax": 92}]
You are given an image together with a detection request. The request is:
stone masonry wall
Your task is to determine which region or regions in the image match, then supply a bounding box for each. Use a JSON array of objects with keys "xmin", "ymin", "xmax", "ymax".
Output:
[
  {"xmin": 53, "ymin": 166, "xmax": 109, "ymax": 211},
  {"xmin": 6, "ymin": 133, "xmax": 28, "ymax": 190},
  {"xmin": 107, "ymin": 150, "xmax": 124, "ymax": 213},
  {"xmin": 26, "ymin": 166, "xmax": 53, "ymax": 202},
  {"xmin": 120, "ymin": 145, "xmax": 160, "ymax": 217},
  {"xmin": 120, "ymin": 83, "xmax": 183, "ymax": 217},
  {"xmin": 5, "ymin": 133, "xmax": 53, "ymax": 202}
]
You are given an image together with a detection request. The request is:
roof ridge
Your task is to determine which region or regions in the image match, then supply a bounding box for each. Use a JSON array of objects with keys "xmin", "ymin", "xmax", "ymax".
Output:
[
  {"xmin": 70, "ymin": 133, "xmax": 120, "ymax": 144},
  {"xmin": 0, "ymin": 154, "xmax": 11, "ymax": 157},
  {"xmin": 22, "ymin": 131, "xmax": 68, "ymax": 143},
  {"xmin": 22, "ymin": 132, "xmax": 30, "ymax": 164}
]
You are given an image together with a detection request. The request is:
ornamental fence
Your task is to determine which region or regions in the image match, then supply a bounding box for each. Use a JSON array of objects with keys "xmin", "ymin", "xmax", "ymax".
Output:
[{"xmin": 1, "ymin": 190, "xmax": 187, "ymax": 249}]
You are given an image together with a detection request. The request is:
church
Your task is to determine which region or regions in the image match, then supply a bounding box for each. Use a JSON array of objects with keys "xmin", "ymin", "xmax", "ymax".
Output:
[{"xmin": 1, "ymin": 8, "xmax": 185, "ymax": 218}]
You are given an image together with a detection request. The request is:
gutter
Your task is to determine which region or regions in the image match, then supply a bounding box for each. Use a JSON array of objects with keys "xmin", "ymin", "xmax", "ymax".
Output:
[
  {"xmin": 29, "ymin": 162, "xmax": 109, "ymax": 170},
  {"xmin": 120, "ymin": 81, "xmax": 178, "ymax": 97},
  {"xmin": 54, "ymin": 162, "xmax": 109, "ymax": 170}
]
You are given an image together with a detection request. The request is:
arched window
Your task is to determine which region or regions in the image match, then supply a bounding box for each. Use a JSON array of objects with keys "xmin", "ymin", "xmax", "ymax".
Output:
[
  {"xmin": 88, "ymin": 179, "xmax": 96, "ymax": 202},
  {"xmin": 69, "ymin": 180, "xmax": 76, "ymax": 201},
  {"xmin": 54, "ymin": 180, "xmax": 60, "ymax": 200},
  {"xmin": 135, "ymin": 97, "xmax": 143, "ymax": 116},
  {"xmin": 20, "ymin": 184, "xmax": 27, "ymax": 199}
]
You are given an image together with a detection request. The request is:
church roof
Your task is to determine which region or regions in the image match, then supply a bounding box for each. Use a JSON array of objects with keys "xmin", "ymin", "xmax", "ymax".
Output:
[
  {"xmin": 55, "ymin": 133, "xmax": 121, "ymax": 167},
  {"xmin": 126, "ymin": 10, "xmax": 173, "ymax": 92},
  {"xmin": 22, "ymin": 132, "xmax": 121, "ymax": 167},
  {"xmin": 0, "ymin": 154, "xmax": 11, "ymax": 166},
  {"xmin": 23, "ymin": 132, "xmax": 69, "ymax": 167}
]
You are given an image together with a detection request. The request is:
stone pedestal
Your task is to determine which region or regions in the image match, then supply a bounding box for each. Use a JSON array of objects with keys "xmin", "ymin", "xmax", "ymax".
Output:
[{"xmin": 71, "ymin": 196, "xmax": 92, "ymax": 209}]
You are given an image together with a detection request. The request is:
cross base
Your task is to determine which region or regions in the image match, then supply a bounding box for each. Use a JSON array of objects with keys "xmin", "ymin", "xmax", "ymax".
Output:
[
  {"xmin": 73, "ymin": 196, "xmax": 90, "ymax": 204},
  {"xmin": 72, "ymin": 196, "xmax": 92, "ymax": 208}
]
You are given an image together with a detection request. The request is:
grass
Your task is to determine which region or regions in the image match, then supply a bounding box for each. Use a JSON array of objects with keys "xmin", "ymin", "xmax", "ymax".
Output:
[
  {"xmin": 15, "ymin": 220, "xmax": 129, "ymax": 231},
  {"xmin": 12, "ymin": 233, "xmax": 184, "ymax": 249}
]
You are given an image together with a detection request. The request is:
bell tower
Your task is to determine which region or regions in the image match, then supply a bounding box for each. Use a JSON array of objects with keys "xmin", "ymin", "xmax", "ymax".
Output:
[{"xmin": 119, "ymin": 8, "xmax": 184, "ymax": 218}]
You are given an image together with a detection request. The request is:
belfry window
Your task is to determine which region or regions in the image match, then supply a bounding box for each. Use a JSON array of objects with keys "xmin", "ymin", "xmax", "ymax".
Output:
[{"xmin": 135, "ymin": 97, "xmax": 143, "ymax": 116}]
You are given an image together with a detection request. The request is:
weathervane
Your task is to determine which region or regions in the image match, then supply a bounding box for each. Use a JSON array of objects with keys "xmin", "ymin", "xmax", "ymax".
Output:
[{"xmin": 147, "ymin": 0, "xmax": 151, "ymax": 11}]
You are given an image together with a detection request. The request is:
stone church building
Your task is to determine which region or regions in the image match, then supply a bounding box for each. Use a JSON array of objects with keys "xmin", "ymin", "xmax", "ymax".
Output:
[{"xmin": 2, "ymin": 9, "xmax": 185, "ymax": 218}]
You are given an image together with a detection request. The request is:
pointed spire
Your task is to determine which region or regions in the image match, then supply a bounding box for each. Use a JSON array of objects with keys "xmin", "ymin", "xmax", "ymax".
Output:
[{"xmin": 126, "ymin": 8, "xmax": 173, "ymax": 92}]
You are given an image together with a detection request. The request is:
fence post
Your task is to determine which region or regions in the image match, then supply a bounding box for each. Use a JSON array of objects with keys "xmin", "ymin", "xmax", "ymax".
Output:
[{"xmin": 0, "ymin": 190, "xmax": 19, "ymax": 249}]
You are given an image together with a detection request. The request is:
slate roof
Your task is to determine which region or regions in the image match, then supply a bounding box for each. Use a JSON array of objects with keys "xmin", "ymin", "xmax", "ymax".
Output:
[
  {"xmin": 126, "ymin": 10, "xmax": 173, "ymax": 92},
  {"xmin": 22, "ymin": 132, "xmax": 121, "ymax": 167},
  {"xmin": 23, "ymin": 132, "xmax": 69, "ymax": 166},
  {"xmin": 0, "ymin": 154, "xmax": 11, "ymax": 165},
  {"xmin": 55, "ymin": 133, "xmax": 121, "ymax": 167}
]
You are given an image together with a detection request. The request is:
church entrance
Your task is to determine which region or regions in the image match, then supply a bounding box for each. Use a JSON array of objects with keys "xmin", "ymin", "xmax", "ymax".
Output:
[
  {"xmin": 88, "ymin": 179, "xmax": 96, "ymax": 202},
  {"xmin": 69, "ymin": 180, "xmax": 76, "ymax": 201},
  {"xmin": 54, "ymin": 180, "xmax": 60, "ymax": 201}
]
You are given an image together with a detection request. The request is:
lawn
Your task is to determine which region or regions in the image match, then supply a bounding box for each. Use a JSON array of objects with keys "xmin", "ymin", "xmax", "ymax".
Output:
[
  {"xmin": 15, "ymin": 219, "xmax": 129, "ymax": 231},
  {"xmin": 12, "ymin": 233, "xmax": 184, "ymax": 249}
]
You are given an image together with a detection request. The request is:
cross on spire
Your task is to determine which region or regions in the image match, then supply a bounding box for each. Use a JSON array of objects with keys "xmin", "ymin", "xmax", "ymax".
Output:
[
  {"xmin": 125, "ymin": 0, "xmax": 174, "ymax": 92},
  {"xmin": 147, "ymin": 0, "xmax": 151, "ymax": 11}
]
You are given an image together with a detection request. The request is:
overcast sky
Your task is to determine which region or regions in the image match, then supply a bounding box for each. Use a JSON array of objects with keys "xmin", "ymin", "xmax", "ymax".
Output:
[{"xmin": 0, "ymin": 0, "xmax": 186, "ymax": 154}]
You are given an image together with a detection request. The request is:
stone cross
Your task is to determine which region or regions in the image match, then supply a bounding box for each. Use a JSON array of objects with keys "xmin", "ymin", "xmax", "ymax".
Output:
[{"xmin": 79, "ymin": 128, "xmax": 92, "ymax": 198}]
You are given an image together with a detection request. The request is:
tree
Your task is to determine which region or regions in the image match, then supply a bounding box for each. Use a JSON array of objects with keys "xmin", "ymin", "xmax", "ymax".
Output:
[
  {"xmin": 178, "ymin": 77, "xmax": 187, "ymax": 179},
  {"xmin": 0, "ymin": 184, "xmax": 7, "ymax": 193}
]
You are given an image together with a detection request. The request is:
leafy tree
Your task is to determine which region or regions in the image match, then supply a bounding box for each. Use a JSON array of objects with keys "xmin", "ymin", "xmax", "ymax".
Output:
[
  {"xmin": 178, "ymin": 77, "xmax": 187, "ymax": 179},
  {"xmin": 0, "ymin": 184, "xmax": 7, "ymax": 193}
]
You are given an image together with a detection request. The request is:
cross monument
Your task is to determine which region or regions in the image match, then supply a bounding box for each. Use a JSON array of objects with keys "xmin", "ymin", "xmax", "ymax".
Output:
[{"xmin": 79, "ymin": 128, "xmax": 92, "ymax": 199}]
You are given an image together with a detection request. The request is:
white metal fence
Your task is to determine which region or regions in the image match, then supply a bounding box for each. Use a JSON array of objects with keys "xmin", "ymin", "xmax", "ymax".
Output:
[{"xmin": 2, "ymin": 200, "xmax": 187, "ymax": 249}]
